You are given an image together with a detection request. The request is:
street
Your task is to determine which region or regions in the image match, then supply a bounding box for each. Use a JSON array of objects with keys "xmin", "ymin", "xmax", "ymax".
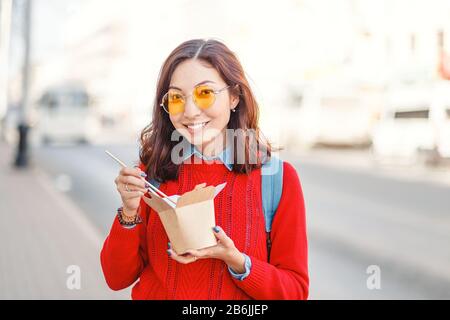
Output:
[
  {"xmin": 2, "ymin": 0, "xmax": 450, "ymax": 302},
  {"xmin": 31, "ymin": 143, "xmax": 450, "ymax": 299}
]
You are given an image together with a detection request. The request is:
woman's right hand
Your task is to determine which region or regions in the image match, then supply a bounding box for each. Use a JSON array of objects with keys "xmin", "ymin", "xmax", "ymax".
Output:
[{"xmin": 114, "ymin": 166, "xmax": 149, "ymax": 216}]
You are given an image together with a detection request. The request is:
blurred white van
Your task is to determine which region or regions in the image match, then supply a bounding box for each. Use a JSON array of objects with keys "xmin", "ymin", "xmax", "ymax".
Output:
[
  {"xmin": 296, "ymin": 85, "xmax": 377, "ymax": 148},
  {"xmin": 372, "ymin": 83, "xmax": 450, "ymax": 164},
  {"xmin": 432, "ymin": 85, "xmax": 450, "ymax": 160},
  {"xmin": 36, "ymin": 86, "xmax": 100, "ymax": 145}
]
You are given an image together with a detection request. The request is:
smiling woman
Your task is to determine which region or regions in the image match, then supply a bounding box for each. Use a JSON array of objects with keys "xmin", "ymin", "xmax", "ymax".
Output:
[
  {"xmin": 167, "ymin": 61, "xmax": 236, "ymax": 153},
  {"xmin": 100, "ymin": 39, "xmax": 309, "ymax": 300},
  {"xmin": 141, "ymin": 39, "xmax": 273, "ymax": 180}
]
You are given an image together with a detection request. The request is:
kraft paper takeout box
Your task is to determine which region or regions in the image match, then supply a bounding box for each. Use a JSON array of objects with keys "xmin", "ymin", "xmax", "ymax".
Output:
[{"xmin": 142, "ymin": 182, "xmax": 227, "ymax": 255}]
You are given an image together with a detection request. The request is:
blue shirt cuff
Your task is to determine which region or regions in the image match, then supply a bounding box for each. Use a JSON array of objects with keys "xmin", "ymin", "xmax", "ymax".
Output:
[
  {"xmin": 121, "ymin": 224, "xmax": 137, "ymax": 229},
  {"xmin": 227, "ymin": 253, "xmax": 251, "ymax": 281}
]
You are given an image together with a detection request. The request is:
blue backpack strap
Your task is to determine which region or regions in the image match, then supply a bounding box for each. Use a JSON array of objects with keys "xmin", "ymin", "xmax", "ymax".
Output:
[
  {"xmin": 148, "ymin": 178, "xmax": 160, "ymax": 189},
  {"xmin": 261, "ymin": 156, "xmax": 283, "ymax": 260},
  {"xmin": 140, "ymin": 177, "xmax": 160, "ymax": 225}
]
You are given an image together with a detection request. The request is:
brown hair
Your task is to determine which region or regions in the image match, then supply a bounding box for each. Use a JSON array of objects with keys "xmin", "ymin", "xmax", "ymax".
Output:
[{"xmin": 139, "ymin": 39, "xmax": 274, "ymax": 182}]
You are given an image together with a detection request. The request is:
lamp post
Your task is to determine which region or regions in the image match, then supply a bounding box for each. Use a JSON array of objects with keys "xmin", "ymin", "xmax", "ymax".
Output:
[
  {"xmin": 0, "ymin": 0, "xmax": 12, "ymax": 122},
  {"xmin": 14, "ymin": 0, "xmax": 31, "ymax": 168}
]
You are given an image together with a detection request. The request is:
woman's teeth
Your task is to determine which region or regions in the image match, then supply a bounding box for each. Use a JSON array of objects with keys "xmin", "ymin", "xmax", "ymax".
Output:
[{"xmin": 187, "ymin": 122, "xmax": 208, "ymax": 130}]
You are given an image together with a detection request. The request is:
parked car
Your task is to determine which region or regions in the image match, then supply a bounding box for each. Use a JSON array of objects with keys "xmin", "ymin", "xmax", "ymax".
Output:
[
  {"xmin": 432, "ymin": 84, "xmax": 450, "ymax": 160},
  {"xmin": 296, "ymin": 85, "xmax": 378, "ymax": 148},
  {"xmin": 372, "ymin": 82, "xmax": 450, "ymax": 165},
  {"xmin": 35, "ymin": 86, "xmax": 100, "ymax": 145}
]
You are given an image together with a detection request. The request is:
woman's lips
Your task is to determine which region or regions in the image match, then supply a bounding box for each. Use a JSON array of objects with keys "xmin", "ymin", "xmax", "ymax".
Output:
[{"xmin": 185, "ymin": 121, "xmax": 210, "ymax": 134}]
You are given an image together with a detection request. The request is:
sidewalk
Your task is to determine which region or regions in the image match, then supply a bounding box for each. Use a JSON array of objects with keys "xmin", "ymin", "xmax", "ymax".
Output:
[{"xmin": 0, "ymin": 142, "xmax": 129, "ymax": 299}]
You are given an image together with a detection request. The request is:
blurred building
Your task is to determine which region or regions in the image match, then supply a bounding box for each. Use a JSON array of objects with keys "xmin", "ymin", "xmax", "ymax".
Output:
[{"xmin": 6, "ymin": 0, "xmax": 450, "ymax": 145}]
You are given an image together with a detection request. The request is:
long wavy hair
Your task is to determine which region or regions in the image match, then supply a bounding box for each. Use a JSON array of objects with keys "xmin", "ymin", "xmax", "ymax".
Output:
[{"xmin": 139, "ymin": 39, "xmax": 274, "ymax": 182}]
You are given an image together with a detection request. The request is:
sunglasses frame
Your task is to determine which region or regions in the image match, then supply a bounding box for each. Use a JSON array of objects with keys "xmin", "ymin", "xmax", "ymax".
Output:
[{"xmin": 160, "ymin": 84, "xmax": 231, "ymax": 115}]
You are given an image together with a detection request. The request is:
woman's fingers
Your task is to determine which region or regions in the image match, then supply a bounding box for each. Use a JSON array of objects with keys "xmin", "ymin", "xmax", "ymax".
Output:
[
  {"xmin": 120, "ymin": 167, "xmax": 146, "ymax": 178},
  {"xmin": 185, "ymin": 248, "xmax": 216, "ymax": 260},
  {"xmin": 116, "ymin": 182, "xmax": 147, "ymax": 194},
  {"xmin": 122, "ymin": 190, "xmax": 145, "ymax": 200},
  {"xmin": 118, "ymin": 175, "xmax": 148, "ymax": 192},
  {"xmin": 167, "ymin": 245, "xmax": 198, "ymax": 264},
  {"xmin": 114, "ymin": 166, "xmax": 149, "ymax": 194},
  {"xmin": 113, "ymin": 166, "xmax": 147, "ymax": 212},
  {"xmin": 166, "ymin": 227, "xmax": 234, "ymax": 265},
  {"xmin": 212, "ymin": 226, "xmax": 234, "ymax": 247}
]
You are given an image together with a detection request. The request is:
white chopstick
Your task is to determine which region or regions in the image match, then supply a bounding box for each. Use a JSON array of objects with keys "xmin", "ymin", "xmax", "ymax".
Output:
[{"xmin": 105, "ymin": 150, "xmax": 177, "ymax": 206}]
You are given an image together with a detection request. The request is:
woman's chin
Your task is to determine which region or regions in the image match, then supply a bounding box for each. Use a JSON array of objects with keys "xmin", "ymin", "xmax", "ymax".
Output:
[{"xmin": 181, "ymin": 128, "xmax": 222, "ymax": 147}]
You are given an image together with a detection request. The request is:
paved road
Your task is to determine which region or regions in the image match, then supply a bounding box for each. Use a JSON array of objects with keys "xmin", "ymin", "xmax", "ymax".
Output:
[
  {"xmin": 33, "ymin": 143, "xmax": 140, "ymax": 235},
  {"xmin": 33, "ymin": 143, "xmax": 450, "ymax": 299}
]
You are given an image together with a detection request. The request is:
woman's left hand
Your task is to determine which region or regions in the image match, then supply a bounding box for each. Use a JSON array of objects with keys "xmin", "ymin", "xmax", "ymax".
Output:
[{"xmin": 167, "ymin": 226, "xmax": 246, "ymax": 273}]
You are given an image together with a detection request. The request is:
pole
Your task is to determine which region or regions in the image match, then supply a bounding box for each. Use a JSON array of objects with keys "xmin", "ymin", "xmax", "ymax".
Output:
[
  {"xmin": 14, "ymin": 0, "xmax": 31, "ymax": 167},
  {"xmin": 0, "ymin": 0, "xmax": 13, "ymax": 121}
]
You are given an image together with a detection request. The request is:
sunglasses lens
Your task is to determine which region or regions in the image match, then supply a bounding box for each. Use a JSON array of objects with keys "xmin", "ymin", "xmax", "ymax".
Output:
[
  {"xmin": 163, "ymin": 91, "xmax": 184, "ymax": 115},
  {"xmin": 193, "ymin": 85, "xmax": 215, "ymax": 109}
]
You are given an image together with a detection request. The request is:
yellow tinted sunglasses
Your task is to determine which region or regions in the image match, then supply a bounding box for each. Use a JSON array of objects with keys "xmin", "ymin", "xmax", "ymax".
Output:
[{"xmin": 160, "ymin": 84, "xmax": 230, "ymax": 115}]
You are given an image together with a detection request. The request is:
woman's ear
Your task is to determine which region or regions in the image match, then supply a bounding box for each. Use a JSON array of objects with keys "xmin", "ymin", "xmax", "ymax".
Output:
[
  {"xmin": 229, "ymin": 84, "xmax": 240, "ymax": 111},
  {"xmin": 230, "ymin": 95, "xmax": 239, "ymax": 110}
]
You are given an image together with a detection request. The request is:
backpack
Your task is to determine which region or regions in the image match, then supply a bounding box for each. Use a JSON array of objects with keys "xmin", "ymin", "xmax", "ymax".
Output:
[
  {"xmin": 148, "ymin": 156, "xmax": 283, "ymax": 261},
  {"xmin": 260, "ymin": 156, "xmax": 283, "ymax": 261}
]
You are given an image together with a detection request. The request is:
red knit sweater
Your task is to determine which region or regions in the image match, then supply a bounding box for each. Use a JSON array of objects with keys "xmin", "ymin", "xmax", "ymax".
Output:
[{"xmin": 100, "ymin": 156, "xmax": 309, "ymax": 300}]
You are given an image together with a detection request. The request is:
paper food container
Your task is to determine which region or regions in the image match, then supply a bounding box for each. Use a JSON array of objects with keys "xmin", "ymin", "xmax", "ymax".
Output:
[{"xmin": 142, "ymin": 182, "xmax": 227, "ymax": 255}]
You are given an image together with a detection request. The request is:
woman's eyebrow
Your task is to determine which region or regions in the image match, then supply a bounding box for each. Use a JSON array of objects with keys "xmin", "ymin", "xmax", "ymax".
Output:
[{"xmin": 168, "ymin": 80, "xmax": 216, "ymax": 91}]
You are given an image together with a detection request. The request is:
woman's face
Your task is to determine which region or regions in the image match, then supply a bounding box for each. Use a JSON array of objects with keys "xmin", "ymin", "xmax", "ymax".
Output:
[{"xmin": 167, "ymin": 59, "xmax": 238, "ymax": 153}]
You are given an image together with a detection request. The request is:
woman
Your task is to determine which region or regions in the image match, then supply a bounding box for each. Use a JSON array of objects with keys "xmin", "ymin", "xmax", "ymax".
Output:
[{"xmin": 100, "ymin": 39, "xmax": 309, "ymax": 300}]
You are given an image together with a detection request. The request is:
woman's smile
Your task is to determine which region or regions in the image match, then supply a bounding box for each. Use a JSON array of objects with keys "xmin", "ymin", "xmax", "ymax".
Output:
[{"xmin": 184, "ymin": 120, "xmax": 210, "ymax": 134}]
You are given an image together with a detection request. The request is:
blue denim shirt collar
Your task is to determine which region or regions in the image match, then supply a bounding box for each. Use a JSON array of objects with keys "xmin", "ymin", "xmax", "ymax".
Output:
[{"xmin": 181, "ymin": 144, "xmax": 233, "ymax": 171}]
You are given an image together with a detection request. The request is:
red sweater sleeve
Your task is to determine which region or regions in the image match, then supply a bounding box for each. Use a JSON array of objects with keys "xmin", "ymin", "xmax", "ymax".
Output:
[
  {"xmin": 101, "ymin": 163, "xmax": 150, "ymax": 290},
  {"xmin": 232, "ymin": 161, "xmax": 309, "ymax": 299},
  {"xmin": 100, "ymin": 207, "xmax": 148, "ymax": 291}
]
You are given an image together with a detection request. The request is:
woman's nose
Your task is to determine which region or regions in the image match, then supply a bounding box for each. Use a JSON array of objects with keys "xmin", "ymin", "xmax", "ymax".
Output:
[{"xmin": 183, "ymin": 97, "xmax": 202, "ymax": 118}]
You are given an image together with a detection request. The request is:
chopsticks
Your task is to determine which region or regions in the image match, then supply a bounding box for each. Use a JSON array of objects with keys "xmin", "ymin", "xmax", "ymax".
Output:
[{"xmin": 105, "ymin": 150, "xmax": 177, "ymax": 206}]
